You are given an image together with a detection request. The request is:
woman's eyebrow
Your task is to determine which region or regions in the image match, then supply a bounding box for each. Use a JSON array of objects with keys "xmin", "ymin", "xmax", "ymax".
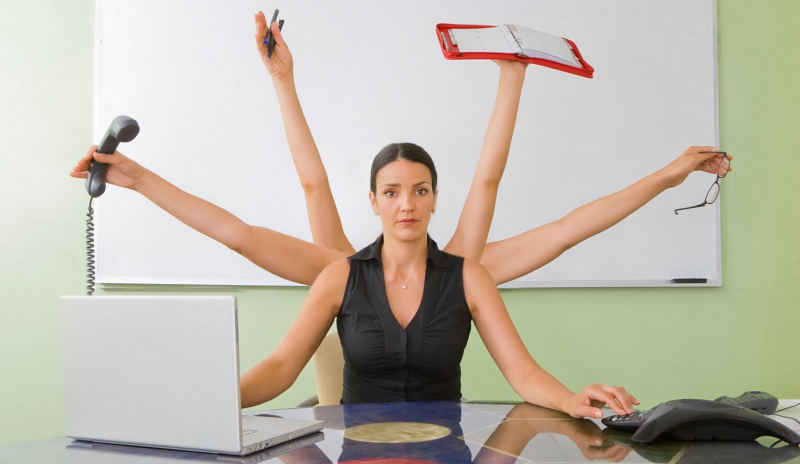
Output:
[{"xmin": 379, "ymin": 181, "xmax": 432, "ymax": 188}]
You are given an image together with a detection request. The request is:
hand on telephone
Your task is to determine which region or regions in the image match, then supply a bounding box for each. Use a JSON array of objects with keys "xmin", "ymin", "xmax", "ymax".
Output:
[{"xmin": 71, "ymin": 148, "xmax": 145, "ymax": 192}]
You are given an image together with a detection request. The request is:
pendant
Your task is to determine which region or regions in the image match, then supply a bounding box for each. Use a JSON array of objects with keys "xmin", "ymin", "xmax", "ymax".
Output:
[{"xmin": 401, "ymin": 283, "xmax": 408, "ymax": 290}]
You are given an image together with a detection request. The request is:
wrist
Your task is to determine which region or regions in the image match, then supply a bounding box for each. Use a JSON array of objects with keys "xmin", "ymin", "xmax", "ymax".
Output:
[
  {"xmin": 133, "ymin": 168, "xmax": 154, "ymax": 193},
  {"xmin": 651, "ymin": 166, "xmax": 678, "ymax": 190},
  {"xmin": 271, "ymin": 72, "xmax": 296, "ymax": 90},
  {"xmin": 499, "ymin": 61, "xmax": 527, "ymax": 79},
  {"xmin": 557, "ymin": 389, "xmax": 576, "ymax": 416}
]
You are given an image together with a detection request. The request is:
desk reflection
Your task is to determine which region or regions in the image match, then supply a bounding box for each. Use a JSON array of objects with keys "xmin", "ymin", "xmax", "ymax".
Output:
[
  {"xmin": 54, "ymin": 402, "xmax": 800, "ymax": 463},
  {"xmin": 64, "ymin": 432, "xmax": 324, "ymax": 463},
  {"xmin": 467, "ymin": 403, "xmax": 633, "ymax": 462}
]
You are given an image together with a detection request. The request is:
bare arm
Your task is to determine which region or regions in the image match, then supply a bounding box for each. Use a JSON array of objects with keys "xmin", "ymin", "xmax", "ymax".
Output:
[
  {"xmin": 463, "ymin": 259, "xmax": 638, "ymax": 418},
  {"xmin": 475, "ymin": 403, "xmax": 631, "ymax": 463},
  {"xmin": 254, "ymin": 12, "xmax": 354, "ymax": 254},
  {"xmin": 445, "ymin": 60, "xmax": 527, "ymax": 260},
  {"xmin": 240, "ymin": 259, "xmax": 347, "ymax": 407},
  {"xmin": 481, "ymin": 147, "xmax": 732, "ymax": 284},
  {"xmin": 70, "ymin": 148, "xmax": 344, "ymax": 285}
]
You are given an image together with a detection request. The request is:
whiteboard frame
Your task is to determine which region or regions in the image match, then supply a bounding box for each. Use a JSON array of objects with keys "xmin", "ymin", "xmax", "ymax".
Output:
[{"xmin": 92, "ymin": 0, "xmax": 721, "ymax": 288}]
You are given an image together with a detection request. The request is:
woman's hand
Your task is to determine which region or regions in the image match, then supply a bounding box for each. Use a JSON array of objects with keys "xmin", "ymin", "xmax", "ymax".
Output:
[
  {"xmin": 69, "ymin": 146, "xmax": 146, "ymax": 191},
  {"xmin": 661, "ymin": 146, "xmax": 733, "ymax": 188},
  {"xmin": 493, "ymin": 58, "xmax": 528, "ymax": 73},
  {"xmin": 563, "ymin": 384, "xmax": 639, "ymax": 419},
  {"xmin": 254, "ymin": 11, "xmax": 293, "ymax": 80}
]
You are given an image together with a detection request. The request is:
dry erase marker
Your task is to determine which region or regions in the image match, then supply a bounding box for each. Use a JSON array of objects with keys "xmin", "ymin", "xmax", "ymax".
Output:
[
  {"xmin": 671, "ymin": 278, "xmax": 707, "ymax": 284},
  {"xmin": 267, "ymin": 19, "xmax": 284, "ymax": 59},
  {"xmin": 264, "ymin": 9, "xmax": 279, "ymax": 47}
]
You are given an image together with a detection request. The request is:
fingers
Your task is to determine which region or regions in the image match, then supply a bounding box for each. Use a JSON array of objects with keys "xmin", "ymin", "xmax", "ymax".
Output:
[
  {"xmin": 581, "ymin": 384, "xmax": 638, "ymax": 417},
  {"xmin": 254, "ymin": 12, "xmax": 269, "ymax": 56},
  {"xmin": 698, "ymin": 152, "xmax": 733, "ymax": 175},
  {"xmin": 86, "ymin": 144, "xmax": 97, "ymax": 159},
  {"xmin": 254, "ymin": 11, "xmax": 267, "ymax": 40},
  {"xmin": 572, "ymin": 401, "xmax": 604, "ymax": 419},
  {"xmin": 70, "ymin": 145, "xmax": 98, "ymax": 176},
  {"xmin": 71, "ymin": 147, "xmax": 123, "ymax": 177},
  {"xmin": 271, "ymin": 19, "xmax": 286, "ymax": 47},
  {"xmin": 683, "ymin": 146, "xmax": 734, "ymax": 176},
  {"xmin": 93, "ymin": 151, "xmax": 120, "ymax": 164}
]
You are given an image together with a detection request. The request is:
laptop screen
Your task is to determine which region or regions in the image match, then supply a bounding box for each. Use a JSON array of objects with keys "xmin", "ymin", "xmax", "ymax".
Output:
[{"xmin": 61, "ymin": 295, "xmax": 243, "ymax": 453}]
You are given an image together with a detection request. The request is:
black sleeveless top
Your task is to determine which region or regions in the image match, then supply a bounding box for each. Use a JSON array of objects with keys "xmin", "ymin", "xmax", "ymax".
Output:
[{"xmin": 336, "ymin": 235, "xmax": 472, "ymax": 403}]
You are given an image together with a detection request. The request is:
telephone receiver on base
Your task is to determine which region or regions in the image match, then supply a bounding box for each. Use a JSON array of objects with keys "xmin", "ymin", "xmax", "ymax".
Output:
[{"xmin": 86, "ymin": 115, "xmax": 140, "ymax": 197}]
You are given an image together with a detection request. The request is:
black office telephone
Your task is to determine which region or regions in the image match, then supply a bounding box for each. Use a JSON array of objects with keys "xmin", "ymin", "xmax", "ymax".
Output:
[
  {"xmin": 602, "ymin": 392, "xmax": 800, "ymax": 444},
  {"xmin": 85, "ymin": 116, "xmax": 139, "ymax": 295}
]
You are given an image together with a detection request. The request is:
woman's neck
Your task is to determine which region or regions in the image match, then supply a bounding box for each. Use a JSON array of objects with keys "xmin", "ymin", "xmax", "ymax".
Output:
[{"xmin": 380, "ymin": 234, "xmax": 428, "ymax": 274}]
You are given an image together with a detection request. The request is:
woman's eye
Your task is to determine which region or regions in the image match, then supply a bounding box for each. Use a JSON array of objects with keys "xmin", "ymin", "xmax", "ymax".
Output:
[
  {"xmin": 416, "ymin": 188, "xmax": 428, "ymax": 196},
  {"xmin": 383, "ymin": 190, "xmax": 395, "ymax": 197}
]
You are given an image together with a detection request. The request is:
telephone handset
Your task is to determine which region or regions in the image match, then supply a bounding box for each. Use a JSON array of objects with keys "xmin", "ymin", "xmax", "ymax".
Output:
[
  {"xmin": 86, "ymin": 115, "xmax": 140, "ymax": 197},
  {"xmin": 603, "ymin": 396, "xmax": 800, "ymax": 444},
  {"xmin": 85, "ymin": 116, "xmax": 139, "ymax": 295}
]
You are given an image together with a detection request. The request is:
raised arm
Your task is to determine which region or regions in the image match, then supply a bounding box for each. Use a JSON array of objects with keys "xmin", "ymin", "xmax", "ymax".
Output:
[
  {"xmin": 240, "ymin": 258, "xmax": 347, "ymax": 407},
  {"xmin": 444, "ymin": 60, "xmax": 527, "ymax": 260},
  {"xmin": 254, "ymin": 12, "xmax": 354, "ymax": 254},
  {"xmin": 480, "ymin": 147, "xmax": 732, "ymax": 284},
  {"xmin": 463, "ymin": 259, "xmax": 638, "ymax": 418},
  {"xmin": 70, "ymin": 148, "xmax": 344, "ymax": 285}
]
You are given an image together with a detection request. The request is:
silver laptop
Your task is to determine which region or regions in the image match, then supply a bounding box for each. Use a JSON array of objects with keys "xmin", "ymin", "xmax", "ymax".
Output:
[{"xmin": 60, "ymin": 295, "xmax": 323, "ymax": 455}]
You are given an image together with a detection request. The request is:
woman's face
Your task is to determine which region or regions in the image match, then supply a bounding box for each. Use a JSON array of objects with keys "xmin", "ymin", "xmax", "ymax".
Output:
[{"xmin": 369, "ymin": 159, "xmax": 437, "ymax": 243}]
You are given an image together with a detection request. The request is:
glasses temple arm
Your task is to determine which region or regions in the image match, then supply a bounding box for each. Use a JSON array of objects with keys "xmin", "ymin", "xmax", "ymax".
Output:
[{"xmin": 674, "ymin": 203, "xmax": 708, "ymax": 215}]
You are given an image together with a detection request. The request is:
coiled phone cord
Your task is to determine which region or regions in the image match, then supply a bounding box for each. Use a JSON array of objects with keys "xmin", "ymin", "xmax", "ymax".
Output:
[{"xmin": 86, "ymin": 197, "xmax": 95, "ymax": 296}]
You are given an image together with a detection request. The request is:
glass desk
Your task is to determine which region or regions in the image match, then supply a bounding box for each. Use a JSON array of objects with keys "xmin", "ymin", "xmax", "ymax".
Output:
[{"xmin": 3, "ymin": 401, "xmax": 799, "ymax": 463}]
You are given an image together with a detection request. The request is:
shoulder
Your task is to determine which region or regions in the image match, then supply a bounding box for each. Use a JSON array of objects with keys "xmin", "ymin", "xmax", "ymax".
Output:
[
  {"xmin": 463, "ymin": 258, "xmax": 504, "ymax": 320},
  {"xmin": 461, "ymin": 258, "xmax": 499, "ymax": 308},
  {"xmin": 462, "ymin": 257, "xmax": 492, "ymax": 283},
  {"xmin": 306, "ymin": 258, "xmax": 350, "ymax": 314},
  {"xmin": 314, "ymin": 257, "xmax": 350, "ymax": 287}
]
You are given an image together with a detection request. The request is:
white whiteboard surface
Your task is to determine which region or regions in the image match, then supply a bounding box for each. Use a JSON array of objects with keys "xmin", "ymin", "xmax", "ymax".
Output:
[{"xmin": 94, "ymin": 0, "xmax": 720, "ymax": 287}]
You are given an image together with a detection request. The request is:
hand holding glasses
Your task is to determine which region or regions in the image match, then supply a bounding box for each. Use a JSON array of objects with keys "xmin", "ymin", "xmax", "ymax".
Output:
[{"xmin": 674, "ymin": 151, "xmax": 731, "ymax": 215}]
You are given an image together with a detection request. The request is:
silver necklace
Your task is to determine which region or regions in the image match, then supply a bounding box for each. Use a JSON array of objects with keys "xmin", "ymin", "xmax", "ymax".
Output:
[{"xmin": 401, "ymin": 282, "xmax": 408, "ymax": 290}]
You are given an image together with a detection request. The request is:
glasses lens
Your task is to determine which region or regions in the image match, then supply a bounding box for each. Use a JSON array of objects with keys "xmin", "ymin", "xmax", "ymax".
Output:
[
  {"xmin": 705, "ymin": 182, "xmax": 720, "ymax": 204},
  {"xmin": 718, "ymin": 155, "xmax": 730, "ymax": 178}
]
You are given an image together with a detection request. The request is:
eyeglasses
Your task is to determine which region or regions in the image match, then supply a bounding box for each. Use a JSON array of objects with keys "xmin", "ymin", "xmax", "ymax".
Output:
[{"xmin": 674, "ymin": 151, "xmax": 730, "ymax": 215}]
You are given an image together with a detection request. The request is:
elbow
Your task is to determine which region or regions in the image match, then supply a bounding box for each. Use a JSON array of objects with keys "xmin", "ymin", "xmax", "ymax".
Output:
[
  {"xmin": 510, "ymin": 365, "xmax": 540, "ymax": 404},
  {"xmin": 551, "ymin": 219, "xmax": 577, "ymax": 254},
  {"xmin": 226, "ymin": 224, "xmax": 253, "ymax": 256},
  {"xmin": 299, "ymin": 174, "xmax": 331, "ymax": 195},
  {"xmin": 476, "ymin": 176, "xmax": 502, "ymax": 192}
]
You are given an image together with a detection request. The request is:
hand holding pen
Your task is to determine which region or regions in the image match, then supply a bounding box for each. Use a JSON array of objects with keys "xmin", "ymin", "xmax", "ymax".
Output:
[
  {"xmin": 264, "ymin": 9, "xmax": 284, "ymax": 59},
  {"xmin": 254, "ymin": 10, "xmax": 291, "ymax": 78}
]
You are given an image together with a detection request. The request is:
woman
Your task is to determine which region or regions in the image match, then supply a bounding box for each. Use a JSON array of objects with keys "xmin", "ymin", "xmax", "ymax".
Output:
[
  {"xmin": 240, "ymin": 143, "xmax": 639, "ymax": 418},
  {"xmin": 254, "ymin": 13, "xmax": 733, "ymax": 284}
]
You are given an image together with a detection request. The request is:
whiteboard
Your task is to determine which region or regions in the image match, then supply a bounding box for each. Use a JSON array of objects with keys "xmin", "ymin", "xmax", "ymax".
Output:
[{"xmin": 94, "ymin": 0, "xmax": 720, "ymax": 287}]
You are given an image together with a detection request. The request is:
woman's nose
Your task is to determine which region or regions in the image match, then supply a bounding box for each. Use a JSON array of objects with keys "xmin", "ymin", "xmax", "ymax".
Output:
[{"xmin": 400, "ymin": 192, "xmax": 415, "ymax": 211}]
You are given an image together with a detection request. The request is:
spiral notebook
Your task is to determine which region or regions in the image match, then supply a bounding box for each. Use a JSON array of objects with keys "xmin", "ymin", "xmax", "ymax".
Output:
[{"xmin": 436, "ymin": 23, "xmax": 594, "ymax": 78}]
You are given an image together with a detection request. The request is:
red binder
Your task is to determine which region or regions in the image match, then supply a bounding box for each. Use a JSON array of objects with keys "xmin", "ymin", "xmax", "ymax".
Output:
[{"xmin": 436, "ymin": 23, "xmax": 594, "ymax": 79}]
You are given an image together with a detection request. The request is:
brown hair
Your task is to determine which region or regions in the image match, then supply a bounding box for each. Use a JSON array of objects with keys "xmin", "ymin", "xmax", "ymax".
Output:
[{"xmin": 370, "ymin": 143, "xmax": 438, "ymax": 193}]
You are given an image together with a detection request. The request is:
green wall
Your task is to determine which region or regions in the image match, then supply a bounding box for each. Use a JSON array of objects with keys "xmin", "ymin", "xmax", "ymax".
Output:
[{"xmin": 1, "ymin": 0, "xmax": 797, "ymax": 446}]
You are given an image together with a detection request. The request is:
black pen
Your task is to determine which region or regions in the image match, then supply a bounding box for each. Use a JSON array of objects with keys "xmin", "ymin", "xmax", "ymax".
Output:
[{"xmin": 264, "ymin": 9, "xmax": 279, "ymax": 54}]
